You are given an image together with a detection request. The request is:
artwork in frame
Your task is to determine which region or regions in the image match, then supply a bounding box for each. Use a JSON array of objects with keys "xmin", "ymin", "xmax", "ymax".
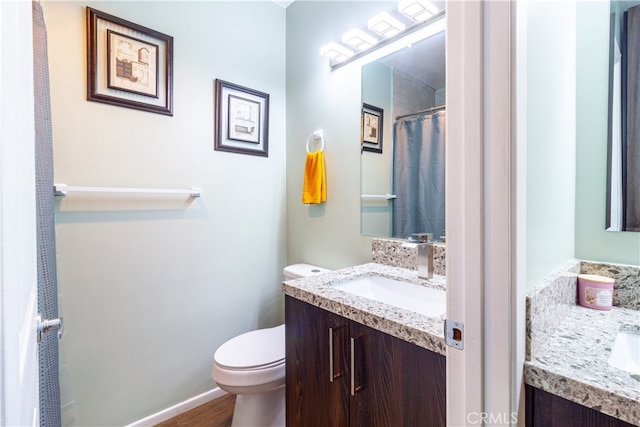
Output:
[
  {"xmin": 87, "ymin": 7, "xmax": 173, "ymax": 116},
  {"xmin": 214, "ymin": 79, "xmax": 270, "ymax": 157},
  {"xmin": 362, "ymin": 103, "xmax": 383, "ymax": 154}
]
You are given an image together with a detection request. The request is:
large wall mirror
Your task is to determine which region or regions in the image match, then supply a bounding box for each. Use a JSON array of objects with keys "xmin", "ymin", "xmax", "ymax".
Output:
[
  {"xmin": 360, "ymin": 21, "xmax": 445, "ymax": 240},
  {"xmin": 607, "ymin": 0, "xmax": 640, "ymax": 232}
]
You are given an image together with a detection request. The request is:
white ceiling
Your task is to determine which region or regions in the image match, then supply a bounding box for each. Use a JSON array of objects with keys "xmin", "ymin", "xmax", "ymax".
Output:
[{"xmin": 271, "ymin": 0, "xmax": 295, "ymax": 8}]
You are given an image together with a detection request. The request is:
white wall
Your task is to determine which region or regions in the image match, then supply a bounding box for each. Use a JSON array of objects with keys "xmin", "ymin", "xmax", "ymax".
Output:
[
  {"xmin": 526, "ymin": 0, "xmax": 577, "ymax": 287},
  {"xmin": 285, "ymin": 1, "xmax": 397, "ymax": 269},
  {"xmin": 42, "ymin": 1, "xmax": 286, "ymax": 425},
  {"xmin": 575, "ymin": 0, "xmax": 640, "ymax": 265}
]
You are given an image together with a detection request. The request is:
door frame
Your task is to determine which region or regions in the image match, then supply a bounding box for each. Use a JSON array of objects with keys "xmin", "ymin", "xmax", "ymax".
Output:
[
  {"xmin": 446, "ymin": 1, "xmax": 523, "ymax": 425},
  {"xmin": 0, "ymin": 1, "xmax": 39, "ymax": 425}
]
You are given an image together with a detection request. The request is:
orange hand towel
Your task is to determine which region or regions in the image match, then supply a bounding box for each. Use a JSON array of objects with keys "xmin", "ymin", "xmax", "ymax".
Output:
[{"xmin": 302, "ymin": 151, "xmax": 327, "ymax": 204}]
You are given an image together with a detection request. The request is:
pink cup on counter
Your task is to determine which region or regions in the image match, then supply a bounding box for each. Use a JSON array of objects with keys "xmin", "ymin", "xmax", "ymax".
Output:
[{"xmin": 577, "ymin": 274, "xmax": 615, "ymax": 310}]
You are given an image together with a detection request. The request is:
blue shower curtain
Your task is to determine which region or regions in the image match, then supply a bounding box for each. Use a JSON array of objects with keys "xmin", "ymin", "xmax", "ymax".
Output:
[
  {"xmin": 392, "ymin": 111, "xmax": 446, "ymax": 240},
  {"xmin": 33, "ymin": 2, "xmax": 62, "ymax": 425}
]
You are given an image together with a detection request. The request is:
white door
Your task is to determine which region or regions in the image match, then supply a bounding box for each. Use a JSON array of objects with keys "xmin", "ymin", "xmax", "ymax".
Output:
[{"xmin": 0, "ymin": 1, "xmax": 40, "ymax": 425}]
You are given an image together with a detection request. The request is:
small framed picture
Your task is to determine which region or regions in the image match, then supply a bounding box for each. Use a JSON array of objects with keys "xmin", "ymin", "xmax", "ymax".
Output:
[
  {"xmin": 362, "ymin": 103, "xmax": 383, "ymax": 154},
  {"xmin": 87, "ymin": 7, "xmax": 173, "ymax": 115},
  {"xmin": 215, "ymin": 79, "xmax": 270, "ymax": 157}
]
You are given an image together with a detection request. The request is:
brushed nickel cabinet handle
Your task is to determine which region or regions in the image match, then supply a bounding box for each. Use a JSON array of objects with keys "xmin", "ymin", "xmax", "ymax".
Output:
[
  {"xmin": 329, "ymin": 327, "xmax": 334, "ymax": 382},
  {"xmin": 350, "ymin": 337, "xmax": 355, "ymax": 395},
  {"xmin": 350, "ymin": 336, "xmax": 365, "ymax": 396},
  {"xmin": 329, "ymin": 326, "xmax": 343, "ymax": 382}
]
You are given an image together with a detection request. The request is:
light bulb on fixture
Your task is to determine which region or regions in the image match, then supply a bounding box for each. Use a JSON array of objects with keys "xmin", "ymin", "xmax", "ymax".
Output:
[
  {"xmin": 399, "ymin": 0, "xmax": 439, "ymax": 22},
  {"xmin": 319, "ymin": 42, "xmax": 354, "ymax": 64},
  {"xmin": 342, "ymin": 28, "xmax": 378, "ymax": 52},
  {"xmin": 367, "ymin": 12, "xmax": 406, "ymax": 38}
]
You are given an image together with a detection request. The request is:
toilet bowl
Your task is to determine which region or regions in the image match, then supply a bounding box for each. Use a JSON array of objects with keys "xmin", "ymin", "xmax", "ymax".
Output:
[
  {"xmin": 211, "ymin": 263, "xmax": 330, "ymax": 427},
  {"xmin": 212, "ymin": 325, "xmax": 286, "ymax": 426}
]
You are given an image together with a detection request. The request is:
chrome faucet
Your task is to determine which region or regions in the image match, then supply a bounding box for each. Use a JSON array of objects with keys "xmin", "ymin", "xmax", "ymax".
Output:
[{"xmin": 417, "ymin": 242, "xmax": 434, "ymax": 279}]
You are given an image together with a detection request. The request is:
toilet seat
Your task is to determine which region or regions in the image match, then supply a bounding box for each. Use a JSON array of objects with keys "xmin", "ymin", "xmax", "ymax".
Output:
[
  {"xmin": 214, "ymin": 324, "xmax": 285, "ymax": 370},
  {"xmin": 213, "ymin": 359, "xmax": 285, "ymax": 393}
]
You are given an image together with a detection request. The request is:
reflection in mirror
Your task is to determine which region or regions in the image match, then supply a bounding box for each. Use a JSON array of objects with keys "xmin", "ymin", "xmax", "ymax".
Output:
[
  {"xmin": 361, "ymin": 27, "xmax": 445, "ymax": 240},
  {"xmin": 607, "ymin": 0, "xmax": 640, "ymax": 232}
]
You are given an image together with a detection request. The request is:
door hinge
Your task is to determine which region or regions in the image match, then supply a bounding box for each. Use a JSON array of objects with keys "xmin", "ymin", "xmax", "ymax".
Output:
[
  {"xmin": 36, "ymin": 314, "xmax": 64, "ymax": 343},
  {"xmin": 444, "ymin": 319, "xmax": 464, "ymax": 350}
]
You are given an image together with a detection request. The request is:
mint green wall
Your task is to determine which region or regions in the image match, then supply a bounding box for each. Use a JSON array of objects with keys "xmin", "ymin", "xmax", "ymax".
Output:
[
  {"xmin": 43, "ymin": 1, "xmax": 286, "ymax": 425},
  {"xmin": 575, "ymin": 0, "xmax": 640, "ymax": 265},
  {"xmin": 526, "ymin": 1, "xmax": 578, "ymax": 287},
  {"xmin": 527, "ymin": 0, "xmax": 640, "ymax": 288},
  {"xmin": 361, "ymin": 61, "xmax": 393, "ymax": 236},
  {"xmin": 285, "ymin": 1, "xmax": 396, "ymax": 270}
]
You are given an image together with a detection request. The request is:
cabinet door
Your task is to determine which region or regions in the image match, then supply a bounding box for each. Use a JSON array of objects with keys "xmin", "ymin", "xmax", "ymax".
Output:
[
  {"xmin": 285, "ymin": 297, "xmax": 349, "ymax": 426},
  {"xmin": 349, "ymin": 321, "xmax": 446, "ymax": 427},
  {"xmin": 525, "ymin": 385, "xmax": 634, "ymax": 427}
]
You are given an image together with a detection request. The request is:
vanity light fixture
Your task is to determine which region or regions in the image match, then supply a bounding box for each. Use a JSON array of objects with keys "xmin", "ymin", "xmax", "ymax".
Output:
[
  {"xmin": 319, "ymin": 4, "xmax": 444, "ymax": 70},
  {"xmin": 319, "ymin": 42, "xmax": 354, "ymax": 64},
  {"xmin": 342, "ymin": 28, "xmax": 378, "ymax": 52},
  {"xmin": 399, "ymin": 0, "xmax": 439, "ymax": 22},
  {"xmin": 367, "ymin": 12, "xmax": 406, "ymax": 38}
]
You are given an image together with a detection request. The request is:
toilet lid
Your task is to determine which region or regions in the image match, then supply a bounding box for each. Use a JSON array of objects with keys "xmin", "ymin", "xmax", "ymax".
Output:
[{"xmin": 214, "ymin": 324, "xmax": 285, "ymax": 369}]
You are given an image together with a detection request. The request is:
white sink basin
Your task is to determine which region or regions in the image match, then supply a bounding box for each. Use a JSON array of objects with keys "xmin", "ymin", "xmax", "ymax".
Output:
[
  {"xmin": 332, "ymin": 275, "xmax": 446, "ymax": 317},
  {"xmin": 608, "ymin": 330, "xmax": 640, "ymax": 376}
]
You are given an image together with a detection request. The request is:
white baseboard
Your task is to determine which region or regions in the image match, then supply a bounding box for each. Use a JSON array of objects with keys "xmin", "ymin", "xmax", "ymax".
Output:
[{"xmin": 126, "ymin": 388, "xmax": 228, "ymax": 427}]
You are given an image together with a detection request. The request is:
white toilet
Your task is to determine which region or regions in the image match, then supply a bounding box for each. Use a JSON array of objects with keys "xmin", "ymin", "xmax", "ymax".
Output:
[{"xmin": 211, "ymin": 263, "xmax": 330, "ymax": 427}]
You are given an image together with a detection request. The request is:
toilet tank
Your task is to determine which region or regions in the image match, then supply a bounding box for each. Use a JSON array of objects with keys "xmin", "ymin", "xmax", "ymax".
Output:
[{"xmin": 283, "ymin": 263, "xmax": 331, "ymax": 280}]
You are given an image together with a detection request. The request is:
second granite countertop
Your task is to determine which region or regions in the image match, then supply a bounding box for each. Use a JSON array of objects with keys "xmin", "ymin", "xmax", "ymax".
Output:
[
  {"xmin": 524, "ymin": 305, "xmax": 640, "ymax": 425},
  {"xmin": 281, "ymin": 262, "xmax": 447, "ymax": 355}
]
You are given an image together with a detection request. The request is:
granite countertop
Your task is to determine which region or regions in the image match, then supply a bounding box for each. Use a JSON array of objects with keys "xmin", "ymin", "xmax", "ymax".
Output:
[
  {"xmin": 281, "ymin": 262, "xmax": 447, "ymax": 355},
  {"xmin": 524, "ymin": 305, "xmax": 640, "ymax": 425}
]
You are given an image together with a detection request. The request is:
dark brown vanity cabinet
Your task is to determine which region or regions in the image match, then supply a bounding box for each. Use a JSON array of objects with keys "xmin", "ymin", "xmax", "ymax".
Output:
[
  {"xmin": 285, "ymin": 296, "xmax": 446, "ymax": 427},
  {"xmin": 525, "ymin": 386, "xmax": 635, "ymax": 427}
]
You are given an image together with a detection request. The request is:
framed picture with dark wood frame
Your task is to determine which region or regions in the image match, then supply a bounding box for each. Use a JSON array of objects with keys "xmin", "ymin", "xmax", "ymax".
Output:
[
  {"xmin": 214, "ymin": 79, "xmax": 270, "ymax": 157},
  {"xmin": 86, "ymin": 7, "xmax": 173, "ymax": 116},
  {"xmin": 362, "ymin": 103, "xmax": 383, "ymax": 154}
]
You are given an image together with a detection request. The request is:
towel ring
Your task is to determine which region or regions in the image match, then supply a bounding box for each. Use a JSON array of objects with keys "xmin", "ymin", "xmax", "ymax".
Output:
[{"xmin": 306, "ymin": 130, "xmax": 325, "ymax": 153}]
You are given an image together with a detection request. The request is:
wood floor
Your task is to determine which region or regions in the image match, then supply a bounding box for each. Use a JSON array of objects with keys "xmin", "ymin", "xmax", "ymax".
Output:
[{"xmin": 155, "ymin": 394, "xmax": 236, "ymax": 427}]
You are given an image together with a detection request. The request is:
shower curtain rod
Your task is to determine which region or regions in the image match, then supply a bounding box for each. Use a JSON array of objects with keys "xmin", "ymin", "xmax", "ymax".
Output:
[{"xmin": 395, "ymin": 104, "xmax": 446, "ymax": 121}]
